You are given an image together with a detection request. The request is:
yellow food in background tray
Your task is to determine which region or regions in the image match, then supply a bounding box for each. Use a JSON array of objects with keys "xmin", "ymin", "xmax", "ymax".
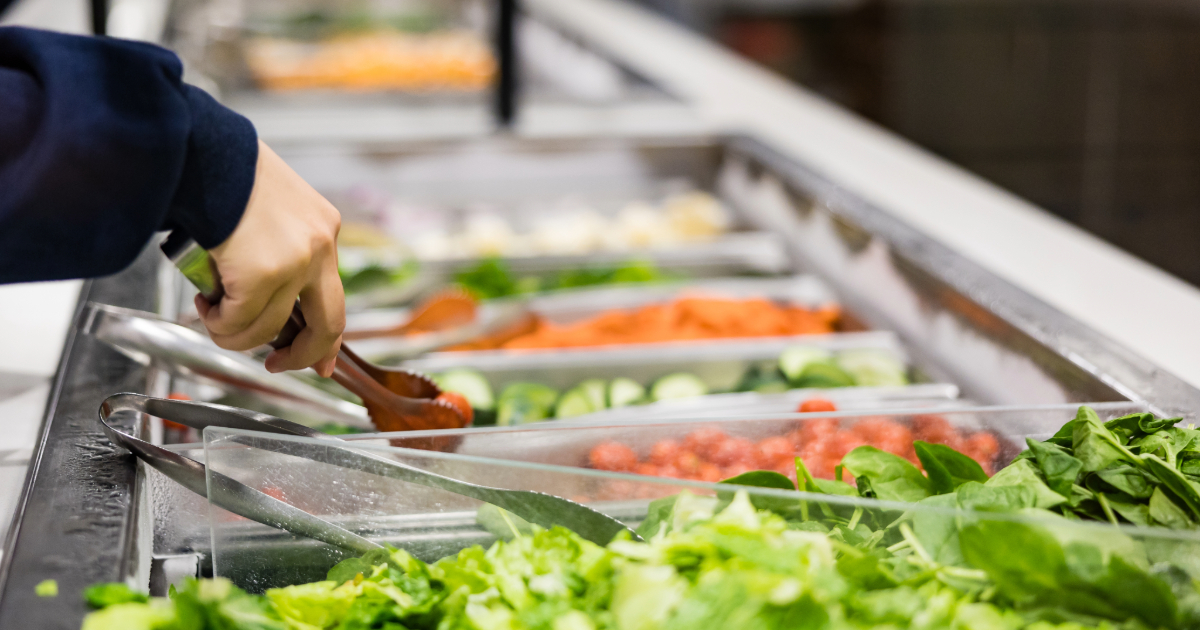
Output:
[{"xmin": 245, "ymin": 30, "xmax": 495, "ymax": 92}]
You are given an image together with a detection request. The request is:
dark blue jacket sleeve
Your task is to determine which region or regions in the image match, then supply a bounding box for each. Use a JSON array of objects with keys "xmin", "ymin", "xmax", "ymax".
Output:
[{"xmin": 0, "ymin": 26, "xmax": 258, "ymax": 284}]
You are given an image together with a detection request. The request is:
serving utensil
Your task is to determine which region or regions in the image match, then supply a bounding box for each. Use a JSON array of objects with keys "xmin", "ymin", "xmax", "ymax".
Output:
[
  {"xmin": 161, "ymin": 233, "xmax": 470, "ymax": 432},
  {"xmin": 99, "ymin": 393, "xmax": 640, "ymax": 549}
]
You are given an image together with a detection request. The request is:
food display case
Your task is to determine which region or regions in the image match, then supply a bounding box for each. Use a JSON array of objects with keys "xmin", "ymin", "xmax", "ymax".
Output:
[{"xmin": 4, "ymin": 1, "xmax": 1200, "ymax": 627}]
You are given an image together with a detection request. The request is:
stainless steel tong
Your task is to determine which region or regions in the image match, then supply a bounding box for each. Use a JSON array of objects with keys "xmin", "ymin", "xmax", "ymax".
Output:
[{"xmin": 99, "ymin": 393, "xmax": 639, "ymax": 551}]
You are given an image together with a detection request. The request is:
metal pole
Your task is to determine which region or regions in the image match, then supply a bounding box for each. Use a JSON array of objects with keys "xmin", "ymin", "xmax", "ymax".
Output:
[
  {"xmin": 90, "ymin": 0, "xmax": 108, "ymax": 35},
  {"xmin": 495, "ymin": 0, "xmax": 518, "ymax": 129}
]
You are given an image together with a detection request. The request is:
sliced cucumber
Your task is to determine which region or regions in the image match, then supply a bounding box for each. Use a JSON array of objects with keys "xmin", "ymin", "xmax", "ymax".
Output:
[
  {"xmin": 577, "ymin": 379, "xmax": 609, "ymax": 411},
  {"xmin": 650, "ymin": 372, "xmax": 708, "ymax": 401},
  {"xmin": 794, "ymin": 362, "xmax": 855, "ymax": 389},
  {"xmin": 555, "ymin": 387, "xmax": 596, "ymax": 419},
  {"xmin": 496, "ymin": 382, "xmax": 559, "ymax": 425},
  {"xmin": 608, "ymin": 377, "xmax": 646, "ymax": 408},
  {"xmin": 432, "ymin": 368, "xmax": 495, "ymax": 412},
  {"xmin": 837, "ymin": 350, "xmax": 908, "ymax": 387},
  {"xmin": 753, "ymin": 380, "xmax": 790, "ymax": 394},
  {"xmin": 779, "ymin": 346, "xmax": 835, "ymax": 383}
]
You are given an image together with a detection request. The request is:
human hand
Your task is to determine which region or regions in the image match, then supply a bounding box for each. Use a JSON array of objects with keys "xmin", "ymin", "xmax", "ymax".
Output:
[{"xmin": 196, "ymin": 140, "xmax": 345, "ymax": 377}]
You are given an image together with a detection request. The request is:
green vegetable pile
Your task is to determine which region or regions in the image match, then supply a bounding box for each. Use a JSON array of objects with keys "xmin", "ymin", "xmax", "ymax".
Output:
[
  {"xmin": 454, "ymin": 259, "xmax": 668, "ymax": 301},
  {"xmin": 738, "ymin": 346, "xmax": 909, "ymax": 393},
  {"xmin": 81, "ymin": 406, "xmax": 1200, "ymax": 630},
  {"xmin": 435, "ymin": 346, "xmax": 909, "ymax": 426}
]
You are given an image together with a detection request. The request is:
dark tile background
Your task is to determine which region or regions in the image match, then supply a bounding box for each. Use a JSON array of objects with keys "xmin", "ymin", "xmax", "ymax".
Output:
[{"xmin": 648, "ymin": 0, "xmax": 1200, "ymax": 286}]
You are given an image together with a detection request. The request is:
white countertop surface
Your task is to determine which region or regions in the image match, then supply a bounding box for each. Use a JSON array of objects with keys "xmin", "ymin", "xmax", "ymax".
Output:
[{"xmin": 527, "ymin": 0, "xmax": 1200, "ymax": 391}]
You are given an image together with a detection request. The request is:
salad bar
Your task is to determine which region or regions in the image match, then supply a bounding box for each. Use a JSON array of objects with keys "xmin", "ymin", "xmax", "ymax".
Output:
[{"xmin": 4, "ymin": 2, "xmax": 1200, "ymax": 629}]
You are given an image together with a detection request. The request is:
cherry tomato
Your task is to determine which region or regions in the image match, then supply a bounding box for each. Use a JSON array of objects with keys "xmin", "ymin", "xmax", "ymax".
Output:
[
  {"xmin": 674, "ymin": 451, "xmax": 702, "ymax": 475},
  {"xmin": 436, "ymin": 391, "xmax": 474, "ymax": 424},
  {"xmin": 696, "ymin": 463, "xmax": 723, "ymax": 482},
  {"xmin": 758, "ymin": 436, "xmax": 796, "ymax": 465},
  {"xmin": 633, "ymin": 463, "xmax": 660, "ymax": 477},
  {"xmin": 798, "ymin": 398, "xmax": 838, "ymax": 413},
  {"xmin": 711, "ymin": 437, "xmax": 758, "ymax": 467},
  {"xmin": 589, "ymin": 442, "xmax": 638, "ymax": 472},
  {"xmin": 649, "ymin": 440, "xmax": 683, "ymax": 466},
  {"xmin": 797, "ymin": 417, "xmax": 840, "ymax": 445},
  {"xmin": 683, "ymin": 428, "xmax": 730, "ymax": 460}
]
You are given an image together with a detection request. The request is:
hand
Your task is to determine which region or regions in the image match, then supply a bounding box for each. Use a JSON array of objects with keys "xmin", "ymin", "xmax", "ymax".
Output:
[{"xmin": 195, "ymin": 140, "xmax": 345, "ymax": 377}]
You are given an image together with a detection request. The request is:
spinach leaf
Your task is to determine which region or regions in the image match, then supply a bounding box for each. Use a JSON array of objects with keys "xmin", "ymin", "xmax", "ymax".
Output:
[
  {"xmin": 912, "ymin": 493, "xmax": 965, "ymax": 566},
  {"xmin": 984, "ymin": 459, "xmax": 1066, "ymax": 509},
  {"xmin": 1104, "ymin": 412, "xmax": 1155, "ymax": 442},
  {"xmin": 1134, "ymin": 428, "xmax": 1198, "ymax": 467},
  {"xmin": 1072, "ymin": 407, "xmax": 1130, "ymax": 472},
  {"xmin": 841, "ymin": 446, "xmax": 931, "ymax": 502},
  {"xmin": 956, "ymin": 481, "xmax": 1038, "ymax": 512},
  {"xmin": 1046, "ymin": 417, "xmax": 1078, "ymax": 448},
  {"xmin": 1149, "ymin": 487, "xmax": 1195, "ymax": 529},
  {"xmin": 1094, "ymin": 465, "xmax": 1155, "ymax": 499},
  {"xmin": 1143, "ymin": 454, "xmax": 1200, "ymax": 520},
  {"xmin": 1141, "ymin": 415, "xmax": 1182, "ymax": 434},
  {"xmin": 719, "ymin": 470, "xmax": 797, "ymax": 514},
  {"xmin": 1108, "ymin": 497, "xmax": 1152, "ymax": 526},
  {"xmin": 914, "ymin": 440, "xmax": 988, "ymax": 494},
  {"xmin": 1026, "ymin": 438, "xmax": 1083, "ymax": 497},
  {"xmin": 959, "ymin": 520, "xmax": 1066, "ymax": 604}
]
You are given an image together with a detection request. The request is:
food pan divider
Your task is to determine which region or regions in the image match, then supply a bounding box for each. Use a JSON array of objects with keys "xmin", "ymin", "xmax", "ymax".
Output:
[{"xmin": 199, "ymin": 402, "xmax": 1147, "ymax": 593}]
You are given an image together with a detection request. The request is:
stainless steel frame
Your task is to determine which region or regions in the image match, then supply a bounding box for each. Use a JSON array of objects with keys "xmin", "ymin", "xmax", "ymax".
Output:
[{"xmin": 3, "ymin": 133, "xmax": 1199, "ymax": 626}]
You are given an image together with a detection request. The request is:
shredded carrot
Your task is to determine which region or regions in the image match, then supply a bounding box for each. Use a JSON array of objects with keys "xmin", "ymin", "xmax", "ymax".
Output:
[{"xmin": 501, "ymin": 297, "xmax": 839, "ymax": 349}]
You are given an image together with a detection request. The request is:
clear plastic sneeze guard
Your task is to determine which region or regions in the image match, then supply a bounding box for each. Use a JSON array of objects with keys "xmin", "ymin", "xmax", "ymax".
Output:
[
  {"xmin": 200, "ymin": 401, "xmax": 1200, "ymax": 630},
  {"xmin": 202, "ymin": 402, "xmax": 1148, "ymax": 590}
]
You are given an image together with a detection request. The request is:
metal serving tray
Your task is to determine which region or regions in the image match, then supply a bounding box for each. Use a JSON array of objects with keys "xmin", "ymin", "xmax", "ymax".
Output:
[
  {"xmin": 6, "ymin": 134, "xmax": 1200, "ymax": 626},
  {"xmin": 195, "ymin": 402, "xmax": 1152, "ymax": 592}
]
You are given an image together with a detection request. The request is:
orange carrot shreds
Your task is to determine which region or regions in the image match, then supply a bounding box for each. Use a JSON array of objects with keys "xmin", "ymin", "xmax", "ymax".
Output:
[{"xmin": 501, "ymin": 297, "xmax": 840, "ymax": 349}]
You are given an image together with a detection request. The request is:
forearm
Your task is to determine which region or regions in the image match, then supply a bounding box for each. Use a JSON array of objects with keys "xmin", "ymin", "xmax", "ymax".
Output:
[{"xmin": 0, "ymin": 27, "xmax": 257, "ymax": 284}]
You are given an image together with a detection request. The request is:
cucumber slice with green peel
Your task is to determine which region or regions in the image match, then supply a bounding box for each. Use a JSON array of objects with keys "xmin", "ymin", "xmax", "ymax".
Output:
[
  {"xmin": 577, "ymin": 379, "xmax": 608, "ymax": 411},
  {"xmin": 497, "ymin": 397, "xmax": 552, "ymax": 425},
  {"xmin": 779, "ymin": 346, "xmax": 835, "ymax": 383},
  {"xmin": 794, "ymin": 362, "xmax": 855, "ymax": 389},
  {"xmin": 497, "ymin": 382, "xmax": 559, "ymax": 408},
  {"xmin": 496, "ymin": 382, "xmax": 559, "ymax": 425},
  {"xmin": 650, "ymin": 372, "xmax": 708, "ymax": 401},
  {"xmin": 836, "ymin": 350, "xmax": 908, "ymax": 387},
  {"xmin": 608, "ymin": 377, "xmax": 646, "ymax": 408},
  {"xmin": 432, "ymin": 368, "xmax": 495, "ymax": 411},
  {"xmin": 555, "ymin": 388, "xmax": 595, "ymax": 418}
]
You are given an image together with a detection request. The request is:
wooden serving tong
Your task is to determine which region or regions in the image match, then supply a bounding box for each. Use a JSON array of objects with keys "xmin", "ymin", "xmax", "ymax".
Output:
[{"xmin": 160, "ymin": 232, "xmax": 471, "ymax": 432}]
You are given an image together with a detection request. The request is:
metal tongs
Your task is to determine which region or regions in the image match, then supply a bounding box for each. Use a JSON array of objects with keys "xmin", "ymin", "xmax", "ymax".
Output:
[{"xmin": 100, "ymin": 393, "xmax": 639, "ymax": 549}]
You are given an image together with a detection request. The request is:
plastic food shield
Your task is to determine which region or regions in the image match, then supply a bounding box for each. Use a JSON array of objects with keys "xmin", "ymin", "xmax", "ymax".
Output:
[{"xmin": 200, "ymin": 401, "xmax": 1200, "ymax": 629}]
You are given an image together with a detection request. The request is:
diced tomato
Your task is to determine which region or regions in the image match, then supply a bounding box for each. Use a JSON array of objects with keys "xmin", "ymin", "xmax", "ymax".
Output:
[
  {"xmin": 589, "ymin": 442, "xmax": 638, "ymax": 472},
  {"xmin": 798, "ymin": 398, "xmax": 837, "ymax": 413},
  {"xmin": 167, "ymin": 392, "xmax": 192, "ymax": 401},
  {"xmin": 657, "ymin": 464, "xmax": 683, "ymax": 479}
]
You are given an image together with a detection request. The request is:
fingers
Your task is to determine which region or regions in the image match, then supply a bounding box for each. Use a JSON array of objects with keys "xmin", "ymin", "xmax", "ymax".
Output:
[
  {"xmin": 204, "ymin": 279, "xmax": 301, "ymax": 352},
  {"xmin": 197, "ymin": 269, "xmax": 286, "ymax": 337},
  {"xmin": 265, "ymin": 256, "xmax": 345, "ymax": 375}
]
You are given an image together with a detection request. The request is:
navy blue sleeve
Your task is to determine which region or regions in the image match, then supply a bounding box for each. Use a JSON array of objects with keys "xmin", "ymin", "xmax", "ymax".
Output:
[{"xmin": 0, "ymin": 26, "xmax": 258, "ymax": 284}]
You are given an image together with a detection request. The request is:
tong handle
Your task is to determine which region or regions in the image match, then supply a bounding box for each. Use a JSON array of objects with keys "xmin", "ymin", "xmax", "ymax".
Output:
[{"xmin": 161, "ymin": 231, "xmax": 305, "ymax": 350}]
